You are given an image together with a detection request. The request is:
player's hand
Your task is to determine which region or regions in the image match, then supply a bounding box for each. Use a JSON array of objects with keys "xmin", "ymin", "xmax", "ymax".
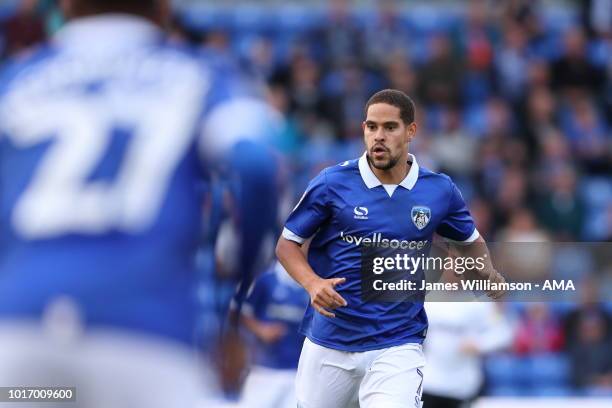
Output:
[
  {"xmin": 305, "ymin": 277, "xmax": 348, "ymax": 318},
  {"xmin": 256, "ymin": 322, "xmax": 287, "ymax": 344},
  {"xmin": 487, "ymin": 270, "xmax": 506, "ymax": 300}
]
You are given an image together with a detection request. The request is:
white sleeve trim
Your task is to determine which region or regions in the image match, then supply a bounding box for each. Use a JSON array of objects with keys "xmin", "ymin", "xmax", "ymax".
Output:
[
  {"xmin": 282, "ymin": 227, "xmax": 306, "ymax": 244},
  {"xmin": 443, "ymin": 228, "xmax": 480, "ymax": 245}
]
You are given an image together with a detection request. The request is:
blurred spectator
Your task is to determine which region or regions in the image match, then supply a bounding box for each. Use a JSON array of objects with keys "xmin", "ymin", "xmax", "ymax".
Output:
[
  {"xmin": 538, "ymin": 128, "xmax": 571, "ymax": 169},
  {"xmin": 283, "ymin": 54, "xmax": 331, "ymax": 140},
  {"xmin": 458, "ymin": 0, "xmax": 498, "ymax": 105},
  {"xmin": 496, "ymin": 210, "xmax": 552, "ymax": 281},
  {"xmin": 430, "ymin": 108, "xmax": 478, "ymax": 177},
  {"xmin": 504, "ymin": 0, "xmax": 543, "ymax": 41},
  {"xmin": 514, "ymin": 303, "xmax": 565, "ymax": 354},
  {"xmin": 384, "ymin": 53, "xmax": 417, "ymax": 97},
  {"xmin": 247, "ymin": 36, "xmax": 277, "ymax": 82},
  {"xmin": 318, "ymin": 0, "xmax": 363, "ymax": 66},
  {"xmin": 551, "ymin": 27, "xmax": 606, "ymax": 96},
  {"xmin": 239, "ymin": 261, "xmax": 309, "ymax": 408},
  {"xmin": 321, "ymin": 58, "xmax": 379, "ymax": 139},
  {"xmin": 535, "ymin": 164, "xmax": 586, "ymax": 240},
  {"xmin": 483, "ymin": 97, "xmax": 515, "ymax": 138},
  {"xmin": 202, "ymin": 30, "xmax": 233, "ymax": 58},
  {"xmin": 578, "ymin": 0, "xmax": 612, "ymax": 38},
  {"xmin": 498, "ymin": 209, "xmax": 549, "ymax": 242},
  {"xmin": 559, "ymin": 97, "xmax": 610, "ymax": 173},
  {"xmin": 266, "ymin": 83, "xmax": 303, "ymax": 156},
  {"xmin": 526, "ymin": 58, "xmax": 552, "ymax": 88},
  {"xmin": 469, "ymin": 197, "xmax": 495, "ymax": 239},
  {"xmin": 564, "ymin": 279, "xmax": 612, "ymax": 347},
  {"xmin": 521, "ymin": 86, "xmax": 557, "ymax": 153},
  {"xmin": 3, "ymin": 0, "xmax": 46, "ymax": 57},
  {"xmin": 364, "ymin": 0, "xmax": 410, "ymax": 68},
  {"xmin": 568, "ymin": 313, "xmax": 612, "ymax": 391},
  {"xmin": 417, "ymin": 33, "xmax": 463, "ymax": 108},
  {"xmin": 495, "ymin": 22, "xmax": 532, "ymax": 101},
  {"xmin": 423, "ymin": 302, "xmax": 512, "ymax": 408},
  {"xmin": 493, "ymin": 168, "xmax": 529, "ymax": 222}
]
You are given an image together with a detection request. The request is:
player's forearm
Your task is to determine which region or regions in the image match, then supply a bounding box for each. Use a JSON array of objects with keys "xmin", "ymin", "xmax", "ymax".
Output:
[
  {"xmin": 275, "ymin": 237, "xmax": 321, "ymax": 292},
  {"xmin": 456, "ymin": 235, "xmax": 506, "ymax": 299},
  {"xmin": 241, "ymin": 314, "xmax": 263, "ymax": 338},
  {"xmin": 457, "ymin": 235, "xmax": 495, "ymax": 279}
]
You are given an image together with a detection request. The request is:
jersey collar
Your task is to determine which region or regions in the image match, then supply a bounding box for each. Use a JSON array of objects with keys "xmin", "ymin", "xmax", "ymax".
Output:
[
  {"xmin": 358, "ymin": 152, "xmax": 419, "ymax": 191},
  {"xmin": 54, "ymin": 14, "xmax": 161, "ymax": 52}
]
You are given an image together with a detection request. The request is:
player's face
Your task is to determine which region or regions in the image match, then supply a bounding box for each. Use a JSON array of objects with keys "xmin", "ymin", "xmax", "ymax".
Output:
[{"xmin": 362, "ymin": 103, "xmax": 416, "ymax": 171}]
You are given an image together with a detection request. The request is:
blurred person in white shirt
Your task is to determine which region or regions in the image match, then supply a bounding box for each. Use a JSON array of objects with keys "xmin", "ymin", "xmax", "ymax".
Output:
[{"xmin": 422, "ymin": 302, "xmax": 513, "ymax": 408}]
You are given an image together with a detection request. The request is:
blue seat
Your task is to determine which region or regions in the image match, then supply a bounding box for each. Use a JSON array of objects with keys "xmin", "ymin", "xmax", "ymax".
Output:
[
  {"xmin": 487, "ymin": 386, "xmax": 524, "ymax": 397},
  {"xmin": 532, "ymin": 386, "xmax": 573, "ymax": 397},
  {"xmin": 485, "ymin": 354, "xmax": 531, "ymax": 387},
  {"xmin": 528, "ymin": 353, "xmax": 571, "ymax": 387}
]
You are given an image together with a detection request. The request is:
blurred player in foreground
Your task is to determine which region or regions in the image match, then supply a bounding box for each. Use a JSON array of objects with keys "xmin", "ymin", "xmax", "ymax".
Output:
[
  {"xmin": 238, "ymin": 260, "xmax": 309, "ymax": 408},
  {"xmin": 276, "ymin": 89, "xmax": 505, "ymax": 408},
  {"xmin": 0, "ymin": 0, "xmax": 278, "ymax": 406},
  {"xmin": 422, "ymin": 302, "xmax": 513, "ymax": 408}
]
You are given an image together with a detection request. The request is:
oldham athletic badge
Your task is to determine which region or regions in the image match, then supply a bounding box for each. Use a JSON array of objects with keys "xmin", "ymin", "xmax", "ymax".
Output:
[{"xmin": 411, "ymin": 206, "xmax": 431, "ymax": 230}]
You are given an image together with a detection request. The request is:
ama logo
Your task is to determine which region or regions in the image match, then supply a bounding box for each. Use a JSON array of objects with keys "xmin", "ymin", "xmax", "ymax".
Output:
[{"xmin": 353, "ymin": 206, "xmax": 369, "ymax": 220}]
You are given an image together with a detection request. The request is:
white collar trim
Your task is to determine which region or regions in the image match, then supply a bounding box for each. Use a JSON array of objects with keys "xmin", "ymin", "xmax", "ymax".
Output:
[{"xmin": 358, "ymin": 152, "xmax": 419, "ymax": 191}]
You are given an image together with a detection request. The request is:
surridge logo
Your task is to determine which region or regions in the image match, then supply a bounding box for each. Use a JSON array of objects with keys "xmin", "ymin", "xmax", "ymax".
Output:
[{"xmin": 353, "ymin": 206, "xmax": 369, "ymax": 220}]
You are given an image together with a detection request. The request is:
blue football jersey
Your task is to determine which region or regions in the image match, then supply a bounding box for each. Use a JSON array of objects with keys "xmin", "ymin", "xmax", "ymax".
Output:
[
  {"xmin": 0, "ymin": 16, "xmax": 279, "ymax": 344},
  {"xmin": 242, "ymin": 262, "xmax": 309, "ymax": 369},
  {"xmin": 282, "ymin": 153, "xmax": 479, "ymax": 352}
]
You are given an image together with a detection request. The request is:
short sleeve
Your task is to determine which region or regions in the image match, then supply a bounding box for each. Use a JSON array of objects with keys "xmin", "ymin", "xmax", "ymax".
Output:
[
  {"xmin": 436, "ymin": 181, "xmax": 479, "ymax": 243},
  {"xmin": 282, "ymin": 170, "xmax": 331, "ymax": 244}
]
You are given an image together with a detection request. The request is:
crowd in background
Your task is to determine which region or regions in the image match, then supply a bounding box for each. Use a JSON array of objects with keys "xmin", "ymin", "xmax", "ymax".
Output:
[{"xmin": 1, "ymin": 0, "xmax": 611, "ymax": 398}]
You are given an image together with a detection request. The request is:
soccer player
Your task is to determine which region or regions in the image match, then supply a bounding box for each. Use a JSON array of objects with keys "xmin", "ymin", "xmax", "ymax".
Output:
[
  {"xmin": 0, "ymin": 0, "xmax": 278, "ymax": 406},
  {"xmin": 276, "ymin": 89, "xmax": 505, "ymax": 408},
  {"xmin": 238, "ymin": 260, "xmax": 310, "ymax": 408}
]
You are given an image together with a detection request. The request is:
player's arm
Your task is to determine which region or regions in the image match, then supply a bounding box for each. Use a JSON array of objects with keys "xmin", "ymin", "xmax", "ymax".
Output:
[
  {"xmin": 200, "ymin": 79, "xmax": 282, "ymax": 313},
  {"xmin": 275, "ymin": 170, "xmax": 347, "ymax": 318},
  {"xmin": 436, "ymin": 180, "xmax": 506, "ymax": 299},
  {"xmin": 240, "ymin": 274, "xmax": 287, "ymax": 344},
  {"xmin": 241, "ymin": 314, "xmax": 286, "ymax": 344},
  {"xmin": 453, "ymin": 236, "xmax": 506, "ymax": 299},
  {"xmin": 276, "ymin": 237, "xmax": 347, "ymax": 318}
]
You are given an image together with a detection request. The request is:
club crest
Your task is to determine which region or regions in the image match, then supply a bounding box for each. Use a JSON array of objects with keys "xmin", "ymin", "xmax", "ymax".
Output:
[{"xmin": 411, "ymin": 206, "xmax": 431, "ymax": 230}]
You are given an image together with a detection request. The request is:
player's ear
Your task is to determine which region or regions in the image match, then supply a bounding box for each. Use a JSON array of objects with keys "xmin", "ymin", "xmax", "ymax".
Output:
[
  {"xmin": 406, "ymin": 122, "xmax": 417, "ymax": 143},
  {"xmin": 362, "ymin": 121, "xmax": 369, "ymax": 142}
]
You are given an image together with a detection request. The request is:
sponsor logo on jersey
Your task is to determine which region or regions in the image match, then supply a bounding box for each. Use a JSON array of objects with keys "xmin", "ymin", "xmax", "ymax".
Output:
[
  {"xmin": 353, "ymin": 206, "xmax": 369, "ymax": 220},
  {"xmin": 340, "ymin": 231, "xmax": 428, "ymax": 250}
]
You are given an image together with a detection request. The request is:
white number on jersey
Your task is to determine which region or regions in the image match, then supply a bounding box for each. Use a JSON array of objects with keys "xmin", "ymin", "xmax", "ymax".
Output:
[{"xmin": 4, "ymin": 86, "xmax": 203, "ymax": 239}]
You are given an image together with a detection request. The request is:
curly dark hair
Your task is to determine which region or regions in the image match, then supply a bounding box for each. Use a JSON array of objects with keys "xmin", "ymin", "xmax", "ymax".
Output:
[{"xmin": 364, "ymin": 89, "xmax": 416, "ymax": 125}]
